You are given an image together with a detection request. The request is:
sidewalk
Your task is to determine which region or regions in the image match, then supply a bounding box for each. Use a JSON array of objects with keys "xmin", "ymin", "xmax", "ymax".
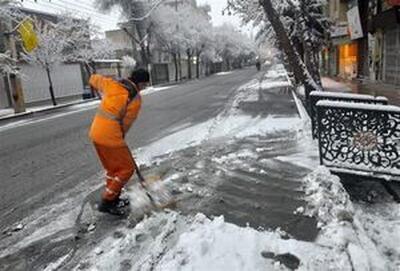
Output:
[
  {"xmin": 322, "ymin": 77, "xmax": 400, "ymax": 106},
  {"xmin": 0, "ymin": 83, "xmax": 179, "ymax": 122},
  {"xmin": 2, "ymin": 68, "xmax": 399, "ymax": 270},
  {"xmin": 0, "ymin": 97, "xmax": 100, "ymax": 122}
]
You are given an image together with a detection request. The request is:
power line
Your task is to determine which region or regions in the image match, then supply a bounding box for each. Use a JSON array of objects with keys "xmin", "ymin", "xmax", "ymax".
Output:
[
  {"xmin": 127, "ymin": 0, "xmax": 165, "ymax": 21},
  {"xmin": 24, "ymin": 0, "xmax": 120, "ymax": 25},
  {"xmin": 56, "ymin": 0, "xmax": 118, "ymax": 19}
]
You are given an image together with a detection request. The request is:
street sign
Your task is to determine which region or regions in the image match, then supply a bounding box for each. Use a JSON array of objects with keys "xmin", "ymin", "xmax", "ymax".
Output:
[
  {"xmin": 347, "ymin": 6, "xmax": 363, "ymax": 40},
  {"xmin": 17, "ymin": 19, "xmax": 38, "ymax": 53}
]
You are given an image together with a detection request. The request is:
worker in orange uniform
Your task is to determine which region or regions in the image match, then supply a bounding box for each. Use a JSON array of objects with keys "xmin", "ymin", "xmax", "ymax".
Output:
[{"xmin": 89, "ymin": 69, "xmax": 150, "ymax": 216}]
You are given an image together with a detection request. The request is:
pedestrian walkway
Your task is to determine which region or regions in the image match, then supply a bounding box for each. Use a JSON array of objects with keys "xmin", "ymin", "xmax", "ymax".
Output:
[
  {"xmin": 125, "ymin": 75, "xmax": 319, "ymax": 241},
  {"xmin": 0, "ymin": 97, "xmax": 98, "ymax": 121},
  {"xmin": 322, "ymin": 77, "xmax": 400, "ymax": 106}
]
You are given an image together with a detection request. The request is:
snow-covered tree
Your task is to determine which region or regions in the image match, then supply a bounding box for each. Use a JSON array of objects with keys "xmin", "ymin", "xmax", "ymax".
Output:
[
  {"xmin": 0, "ymin": 1, "xmax": 23, "ymax": 75},
  {"xmin": 58, "ymin": 14, "xmax": 115, "ymax": 66},
  {"xmin": 150, "ymin": 2, "xmax": 214, "ymax": 80},
  {"xmin": 95, "ymin": 0, "xmax": 157, "ymax": 66},
  {"xmin": 280, "ymin": 0, "xmax": 330, "ymax": 85},
  {"xmin": 121, "ymin": 55, "xmax": 137, "ymax": 76},
  {"xmin": 150, "ymin": 4, "xmax": 183, "ymax": 81},
  {"xmin": 213, "ymin": 23, "xmax": 255, "ymax": 70},
  {"xmin": 228, "ymin": 0, "xmax": 325, "ymax": 101},
  {"xmin": 178, "ymin": 3, "xmax": 213, "ymax": 79},
  {"xmin": 0, "ymin": 53, "xmax": 16, "ymax": 75},
  {"xmin": 22, "ymin": 19, "xmax": 65, "ymax": 105},
  {"xmin": 21, "ymin": 14, "xmax": 109, "ymax": 105}
]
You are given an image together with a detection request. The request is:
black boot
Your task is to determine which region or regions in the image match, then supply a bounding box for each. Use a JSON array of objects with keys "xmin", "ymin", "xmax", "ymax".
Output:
[
  {"xmin": 98, "ymin": 199, "xmax": 126, "ymax": 216},
  {"xmin": 116, "ymin": 197, "xmax": 130, "ymax": 208}
]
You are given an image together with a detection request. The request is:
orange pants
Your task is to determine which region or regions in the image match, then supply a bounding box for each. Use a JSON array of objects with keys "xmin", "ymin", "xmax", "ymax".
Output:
[{"xmin": 94, "ymin": 143, "xmax": 135, "ymax": 201}]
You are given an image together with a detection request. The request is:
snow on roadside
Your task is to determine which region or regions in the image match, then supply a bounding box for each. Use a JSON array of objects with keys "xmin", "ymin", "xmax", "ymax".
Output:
[
  {"xmin": 136, "ymin": 68, "xmax": 300, "ymax": 166},
  {"xmin": 216, "ymin": 71, "xmax": 233, "ymax": 76},
  {"xmin": 136, "ymin": 114, "xmax": 302, "ymax": 167},
  {"xmin": 78, "ymin": 211, "xmax": 351, "ymax": 271},
  {"xmin": 354, "ymin": 202, "xmax": 400, "ymax": 269},
  {"xmin": 302, "ymin": 166, "xmax": 399, "ymax": 270},
  {"xmin": 142, "ymin": 85, "xmax": 174, "ymax": 95}
]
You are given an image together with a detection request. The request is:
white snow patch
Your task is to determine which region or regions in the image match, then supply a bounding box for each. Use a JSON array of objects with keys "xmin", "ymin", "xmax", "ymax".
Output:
[
  {"xmin": 136, "ymin": 115, "xmax": 301, "ymax": 166},
  {"xmin": 143, "ymin": 85, "xmax": 174, "ymax": 95},
  {"xmin": 79, "ymin": 212, "xmax": 351, "ymax": 271},
  {"xmin": 303, "ymin": 167, "xmax": 395, "ymax": 270},
  {"xmin": 216, "ymin": 71, "xmax": 233, "ymax": 76},
  {"xmin": 43, "ymin": 252, "xmax": 72, "ymax": 271},
  {"xmin": 310, "ymin": 90, "xmax": 382, "ymax": 101},
  {"xmin": 0, "ymin": 105, "xmax": 98, "ymax": 132},
  {"xmin": 260, "ymin": 80, "xmax": 291, "ymax": 90},
  {"xmin": 322, "ymin": 77, "xmax": 352, "ymax": 92},
  {"xmin": 317, "ymin": 100, "xmax": 400, "ymax": 112}
]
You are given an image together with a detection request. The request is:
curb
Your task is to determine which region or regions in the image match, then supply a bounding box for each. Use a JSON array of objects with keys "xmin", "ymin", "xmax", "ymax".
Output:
[
  {"xmin": 291, "ymin": 89, "xmax": 311, "ymax": 123},
  {"xmin": 0, "ymin": 98, "xmax": 99, "ymax": 123}
]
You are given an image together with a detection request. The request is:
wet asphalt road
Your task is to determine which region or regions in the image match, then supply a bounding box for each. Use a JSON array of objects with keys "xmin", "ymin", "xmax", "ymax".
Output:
[{"xmin": 0, "ymin": 68, "xmax": 256, "ymax": 232}]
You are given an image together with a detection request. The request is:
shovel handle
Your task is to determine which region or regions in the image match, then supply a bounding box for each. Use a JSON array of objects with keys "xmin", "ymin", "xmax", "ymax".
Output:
[{"xmin": 131, "ymin": 156, "xmax": 146, "ymax": 185}]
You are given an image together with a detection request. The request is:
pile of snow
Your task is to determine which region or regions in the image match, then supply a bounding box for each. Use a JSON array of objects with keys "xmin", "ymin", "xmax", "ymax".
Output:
[
  {"xmin": 216, "ymin": 71, "xmax": 233, "ymax": 76},
  {"xmin": 142, "ymin": 85, "xmax": 174, "ymax": 95},
  {"xmin": 264, "ymin": 64, "xmax": 287, "ymax": 80},
  {"xmin": 303, "ymin": 167, "xmax": 399, "ymax": 270},
  {"xmin": 240, "ymin": 78, "xmax": 291, "ymax": 93},
  {"xmin": 78, "ymin": 211, "xmax": 352, "ymax": 271}
]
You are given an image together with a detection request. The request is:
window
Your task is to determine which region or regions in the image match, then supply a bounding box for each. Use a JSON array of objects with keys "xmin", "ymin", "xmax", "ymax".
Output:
[{"xmin": 384, "ymin": 27, "xmax": 400, "ymax": 85}]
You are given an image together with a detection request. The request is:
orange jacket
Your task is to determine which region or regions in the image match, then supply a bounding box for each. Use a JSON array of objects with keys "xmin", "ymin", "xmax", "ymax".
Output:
[{"xmin": 89, "ymin": 74, "xmax": 142, "ymax": 147}]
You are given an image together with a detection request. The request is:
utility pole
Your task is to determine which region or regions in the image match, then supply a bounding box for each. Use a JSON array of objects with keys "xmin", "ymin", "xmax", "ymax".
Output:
[{"xmin": 5, "ymin": 21, "xmax": 26, "ymax": 113}]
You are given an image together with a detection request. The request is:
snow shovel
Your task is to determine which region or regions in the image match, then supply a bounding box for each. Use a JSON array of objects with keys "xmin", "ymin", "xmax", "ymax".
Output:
[{"xmin": 131, "ymin": 158, "xmax": 176, "ymax": 210}]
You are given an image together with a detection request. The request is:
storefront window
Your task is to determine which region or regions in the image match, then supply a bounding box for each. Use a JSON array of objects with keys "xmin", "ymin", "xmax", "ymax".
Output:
[
  {"xmin": 339, "ymin": 42, "xmax": 358, "ymax": 79},
  {"xmin": 384, "ymin": 27, "xmax": 400, "ymax": 85}
]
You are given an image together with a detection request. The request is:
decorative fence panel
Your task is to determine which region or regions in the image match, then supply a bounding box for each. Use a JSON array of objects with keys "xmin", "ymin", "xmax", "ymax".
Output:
[
  {"xmin": 310, "ymin": 91, "xmax": 388, "ymax": 138},
  {"xmin": 316, "ymin": 100, "xmax": 400, "ymax": 179}
]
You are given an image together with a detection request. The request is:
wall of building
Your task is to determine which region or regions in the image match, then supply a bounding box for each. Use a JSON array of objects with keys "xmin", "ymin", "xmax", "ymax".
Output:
[
  {"xmin": 383, "ymin": 26, "xmax": 400, "ymax": 85},
  {"xmin": 0, "ymin": 77, "xmax": 10, "ymax": 109},
  {"xmin": 20, "ymin": 63, "xmax": 84, "ymax": 103}
]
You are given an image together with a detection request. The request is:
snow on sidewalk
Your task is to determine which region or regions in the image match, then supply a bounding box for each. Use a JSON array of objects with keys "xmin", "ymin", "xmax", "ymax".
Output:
[
  {"xmin": 71, "ymin": 68, "xmax": 338, "ymax": 270},
  {"xmin": 321, "ymin": 77, "xmax": 352, "ymax": 92},
  {"xmin": 4, "ymin": 66, "xmax": 399, "ymax": 271},
  {"xmin": 303, "ymin": 167, "xmax": 400, "ymax": 270}
]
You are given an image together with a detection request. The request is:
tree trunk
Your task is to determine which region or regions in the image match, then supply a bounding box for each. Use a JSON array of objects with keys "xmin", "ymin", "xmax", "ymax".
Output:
[
  {"xmin": 226, "ymin": 58, "xmax": 230, "ymax": 71},
  {"xmin": 196, "ymin": 52, "xmax": 201, "ymax": 79},
  {"xmin": 45, "ymin": 66, "xmax": 57, "ymax": 106},
  {"xmin": 357, "ymin": 0, "xmax": 369, "ymax": 79},
  {"xmin": 178, "ymin": 52, "xmax": 182, "ymax": 80},
  {"xmin": 129, "ymin": 2, "xmax": 150, "ymax": 67},
  {"xmin": 187, "ymin": 50, "xmax": 192, "ymax": 80},
  {"xmin": 173, "ymin": 53, "xmax": 178, "ymax": 82},
  {"xmin": 304, "ymin": 43, "xmax": 321, "ymax": 86},
  {"xmin": 259, "ymin": 0, "xmax": 321, "ymax": 102},
  {"xmin": 313, "ymin": 52, "xmax": 322, "ymax": 86}
]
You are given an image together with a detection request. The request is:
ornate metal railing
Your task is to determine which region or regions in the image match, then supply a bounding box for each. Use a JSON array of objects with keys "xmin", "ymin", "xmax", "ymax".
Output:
[
  {"xmin": 316, "ymin": 100, "xmax": 400, "ymax": 179},
  {"xmin": 310, "ymin": 91, "xmax": 388, "ymax": 139}
]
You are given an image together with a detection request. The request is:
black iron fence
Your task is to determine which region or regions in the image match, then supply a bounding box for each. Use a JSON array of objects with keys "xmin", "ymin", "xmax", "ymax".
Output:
[
  {"xmin": 310, "ymin": 91, "xmax": 388, "ymax": 139},
  {"xmin": 316, "ymin": 100, "xmax": 400, "ymax": 179}
]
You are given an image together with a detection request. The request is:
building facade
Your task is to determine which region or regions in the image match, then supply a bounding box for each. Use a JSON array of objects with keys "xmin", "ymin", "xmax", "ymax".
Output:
[
  {"xmin": 369, "ymin": 0, "xmax": 400, "ymax": 85},
  {"xmin": 0, "ymin": 7, "xmax": 88, "ymax": 109},
  {"xmin": 324, "ymin": 0, "xmax": 361, "ymax": 80},
  {"xmin": 324, "ymin": 0, "xmax": 400, "ymax": 86}
]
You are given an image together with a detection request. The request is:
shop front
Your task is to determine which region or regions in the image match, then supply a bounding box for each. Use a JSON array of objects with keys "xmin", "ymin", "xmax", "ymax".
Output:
[
  {"xmin": 338, "ymin": 42, "xmax": 358, "ymax": 79},
  {"xmin": 383, "ymin": 26, "xmax": 400, "ymax": 85}
]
